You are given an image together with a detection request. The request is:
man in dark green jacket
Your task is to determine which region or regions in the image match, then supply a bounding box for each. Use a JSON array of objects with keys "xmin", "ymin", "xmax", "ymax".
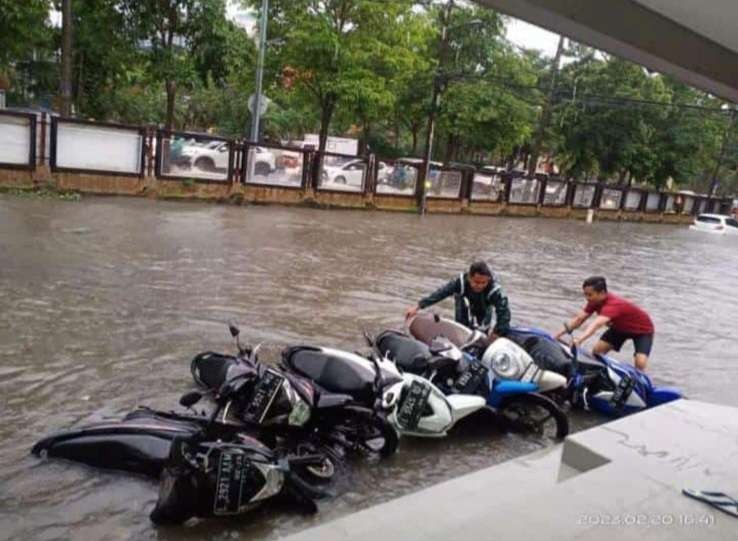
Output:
[{"xmin": 405, "ymin": 261, "xmax": 512, "ymax": 335}]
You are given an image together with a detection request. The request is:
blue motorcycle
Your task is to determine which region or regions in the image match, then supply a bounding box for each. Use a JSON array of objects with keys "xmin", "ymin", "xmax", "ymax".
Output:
[
  {"xmin": 505, "ymin": 325, "xmax": 682, "ymax": 417},
  {"xmin": 406, "ymin": 313, "xmax": 681, "ymax": 418}
]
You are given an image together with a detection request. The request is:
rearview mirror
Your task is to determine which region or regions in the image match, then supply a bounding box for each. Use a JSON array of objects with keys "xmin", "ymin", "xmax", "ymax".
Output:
[
  {"xmin": 179, "ymin": 391, "xmax": 203, "ymax": 408},
  {"xmin": 228, "ymin": 321, "xmax": 240, "ymax": 338}
]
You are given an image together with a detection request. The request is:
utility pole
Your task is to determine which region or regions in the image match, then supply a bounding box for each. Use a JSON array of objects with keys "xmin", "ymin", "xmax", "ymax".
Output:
[
  {"xmin": 708, "ymin": 109, "xmax": 736, "ymax": 197},
  {"xmin": 527, "ymin": 35, "xmax": 565, "ymax": 176},
  {"xmin": 249, "ymin": 0, "xmax": 269, "ymax": 141},
  {"xmin": 418, "ymin": 0, "xmax": 454, "ymax": 215},
  {"xmin": 60, "ymin": 0, "xmax": 73, "ymax": 116}
]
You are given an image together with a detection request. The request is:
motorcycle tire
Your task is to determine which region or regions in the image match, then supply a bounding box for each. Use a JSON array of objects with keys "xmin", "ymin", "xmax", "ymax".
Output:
[
  {"xmin": 498, "ymin": 393, "xmax": 569, "ymax": 440},
  {"xmin": 363, "ymin": 415, "xmax": 399, "ymax": 458}
]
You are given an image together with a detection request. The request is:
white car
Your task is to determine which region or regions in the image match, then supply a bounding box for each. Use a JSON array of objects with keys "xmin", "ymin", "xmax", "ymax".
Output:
[
  {"xmin": 689, "ymin": 213, "xmax": 738, "ymax": 235},
  {"xmin": 183, "ymin": 142, "xmax": 275, "ymax": 174},
  {"xmin": 321, "ymin": 159, "xmax": 368, "ymax": 187}
]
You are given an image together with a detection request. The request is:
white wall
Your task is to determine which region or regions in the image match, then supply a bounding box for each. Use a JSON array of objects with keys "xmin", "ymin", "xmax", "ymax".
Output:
[
  {"xmin": 56, "ymin": 122, "xmax": 142, "ymax": 174},
  {"xmin": 0, "ymin": 115, "xmax": 32, "ymax": 165}
]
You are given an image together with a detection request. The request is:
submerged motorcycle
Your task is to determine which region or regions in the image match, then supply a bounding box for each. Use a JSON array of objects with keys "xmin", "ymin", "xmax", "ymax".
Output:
[
  {"xmin": 282, "ymin": 340, "xmax": 488, "ymax": 439},
  {"xmin": 406, "ymin": 312, "xmax": 681, "ymax": 417},
  {"xmin": 377, "ymin": 322, "xmax": 569, "ymax": 439},
  {"xmin": 33, "ymin": 383, "xmax": 331, "ymax": 524},
  {"xmin": 193, "ymin": 327, "xmax": 487, "ymax": 439},
  {"xmin": 190, "ymin": 324, "xmax": 399, "ymax": 458},
  {"xmin": 505, "ymin": 326, "xmax": 682, "ymax": 417}
]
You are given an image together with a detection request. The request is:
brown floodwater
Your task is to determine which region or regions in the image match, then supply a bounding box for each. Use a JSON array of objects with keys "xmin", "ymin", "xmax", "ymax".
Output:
[{"xmin": 1, "ymin": 195, "xmax": 736, "ymax": 540}]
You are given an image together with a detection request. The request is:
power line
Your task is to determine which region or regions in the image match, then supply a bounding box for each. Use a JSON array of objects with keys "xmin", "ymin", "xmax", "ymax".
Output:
[{"xmin": 456, "ymin": 72, "xmax": 735, "ymax": 115}]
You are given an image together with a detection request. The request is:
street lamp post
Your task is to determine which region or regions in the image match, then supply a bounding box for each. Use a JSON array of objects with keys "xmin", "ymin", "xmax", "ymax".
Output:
[{"xmin": 250, "ymin": 0, "xmax": 269, "ymax": 142}]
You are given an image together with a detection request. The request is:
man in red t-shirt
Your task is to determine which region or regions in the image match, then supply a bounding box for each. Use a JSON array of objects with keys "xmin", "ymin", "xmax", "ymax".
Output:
[{"xmin": 553, "ymin": 276, "xmax": 655, "ymax": 370}]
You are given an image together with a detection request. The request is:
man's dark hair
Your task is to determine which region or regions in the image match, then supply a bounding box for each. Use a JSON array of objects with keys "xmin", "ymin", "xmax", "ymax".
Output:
[
  {"xmin": 582, "ymin": 276, "xmax": 607, "ymax": 293},
  {"xmin": 469, "ymin": 261, "xmax": 492, "ymax": 278}
]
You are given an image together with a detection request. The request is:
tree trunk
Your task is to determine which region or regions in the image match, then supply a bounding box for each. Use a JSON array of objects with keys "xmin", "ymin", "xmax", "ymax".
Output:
[
  {"xmin": 444, "ymin": 132, "xmax": 454, "ymax": 163},
  {"xmin": 314, "ymin": 95, "xmax": 336, "ymax": 186},
  {"xmin": 411, "ymin": 124, "xmax": 419, "ymax": 156},
  {"xmin": 60, "ymin": 0, "xmax": 73, "ymax": 116},
  {"xmin": 359, "ymin": 117, "xmax": 371, "ymax": 155},
  {"xmin": 165, "ymin": 80, "xmax": 177, "ymax": 131},
  {"xmin": 618, "ymin": 169, "xmax": 627, "ymax": 185},
  {"xmin": 75, "ymin": 51, "xmax": 85, "ymax": 115}
]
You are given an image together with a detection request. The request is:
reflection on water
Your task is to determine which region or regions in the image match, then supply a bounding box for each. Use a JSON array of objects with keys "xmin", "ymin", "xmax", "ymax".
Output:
[{"xmin": 1, "ymin": 195, "xmax": 736, "ymax": 540}]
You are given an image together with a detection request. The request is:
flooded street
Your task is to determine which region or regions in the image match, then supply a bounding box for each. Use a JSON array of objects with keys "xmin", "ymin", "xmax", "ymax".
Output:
[{"xmin": 1, "ymin": 195, "xmax": 736, "ymax": 540}]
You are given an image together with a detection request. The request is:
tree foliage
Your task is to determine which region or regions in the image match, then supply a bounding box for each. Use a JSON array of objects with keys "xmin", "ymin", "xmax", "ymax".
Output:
[{"xmin": 3, "ymin": 0, "xmax": 736, "ymax": 193}]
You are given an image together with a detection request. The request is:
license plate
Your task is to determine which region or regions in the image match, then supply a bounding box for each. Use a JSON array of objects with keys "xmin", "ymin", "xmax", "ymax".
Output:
[
  {"xmin": 214, "ymin": 451, "xmax": 249, "ymax": 515},
  {"xmin": 453, "ymin": 361, "xmax": 489, "ymax": 394},
  {"xmin": 243, "ymin": 370, "xmax": 284, "ymax": 423},
  {"xmin": 610, "ymin": 375, "xmax": 635, "ymax": 409},
  {"xmin": 397, "ymin": 380, "xmax": 431, "ymax": 430}
]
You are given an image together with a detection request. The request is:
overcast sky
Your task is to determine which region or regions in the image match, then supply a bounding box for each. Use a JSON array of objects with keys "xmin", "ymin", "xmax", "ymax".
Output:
[{"xmin": 505, "ymin": 18, "xmax": 561, "ymax": 56}]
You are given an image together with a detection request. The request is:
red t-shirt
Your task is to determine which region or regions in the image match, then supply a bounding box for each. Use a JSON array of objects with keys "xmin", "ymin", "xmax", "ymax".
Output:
[{"xmin": 584, "ymin": 293, "xmax": 654, "ymax": 335}]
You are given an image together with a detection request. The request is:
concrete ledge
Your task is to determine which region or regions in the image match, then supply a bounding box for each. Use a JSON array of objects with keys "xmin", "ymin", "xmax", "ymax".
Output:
[
  {"xmin": 0, "ymin": 169, "xmax": 35, "ymax": 187},
  {"xmin": 467, "ymin": 201, "xmax": 506, "ymax": 215},
  {"xmin": 0, "ymin": 168, "xmax": 698, "ymax": 225},
  {"xmin": 426, "ymin": 198, "xmax": 464, "ymax": 213},
  {"xmin": 373, "ymin": 195, "xmax": 416, "ymax": 212},
  {"xmin": 245, "ymin": 185, "xmax": 304, "ymax": 205},
  {"xmin": 55, "ymin": 172, "xmax": 144, "ymax": 195},
  {"xmin": 284, "ymin": 400, "xmax": 738, "ymax": 541},
  {"xmin": 314, "ymin": 190, "xmax": 371, "ymax": 209}
]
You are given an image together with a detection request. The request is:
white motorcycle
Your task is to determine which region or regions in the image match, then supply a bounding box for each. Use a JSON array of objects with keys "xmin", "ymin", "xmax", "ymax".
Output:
[{"xmin": 281, "ymin": 338, "xmax": 488, "ymax": 439}]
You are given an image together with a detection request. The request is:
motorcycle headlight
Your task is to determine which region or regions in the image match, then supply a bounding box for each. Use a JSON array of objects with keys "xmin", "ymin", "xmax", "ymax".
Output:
[{"xmin": 491, "ymin": 351, "xmax": 525, "ymax": 380}]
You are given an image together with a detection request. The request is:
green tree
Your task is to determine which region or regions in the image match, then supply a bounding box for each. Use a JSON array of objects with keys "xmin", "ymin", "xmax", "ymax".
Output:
[
  {"xmin": 432, "ymin": 4, "xmax": 538, "ymax": 163},
  {"xmin": 119, "ymin": 0, "xmax": 230, "ymax": 130},
  {"xmin": 255, "ymin": 0, "xmax": 416, "ymax": 155},
  {"xmin": 0, "ymin": 0, "xmax": 56, "ymax": 106}
]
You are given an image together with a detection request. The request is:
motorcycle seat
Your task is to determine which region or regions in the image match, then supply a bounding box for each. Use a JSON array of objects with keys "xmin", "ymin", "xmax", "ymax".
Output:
[
  {"xmin": 283, "ymin": 347, "xmax": 375, "ymax": 401},
  {"xmin": 376, "ymin": 330, "xmax": 432, "ymax": 374},
  {"xmin": 506, "ymin": 332, "xmax": 572, "ymax": 377}
]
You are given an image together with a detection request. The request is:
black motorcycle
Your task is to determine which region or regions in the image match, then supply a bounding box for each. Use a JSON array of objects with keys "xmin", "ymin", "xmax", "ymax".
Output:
[
  {"xmin": 190, "ymin": 323, "xmax": 399, "ymax": 458},
  {"xmin": 33, "ymin": 384, "xmax": 332, "ymax": 524}
]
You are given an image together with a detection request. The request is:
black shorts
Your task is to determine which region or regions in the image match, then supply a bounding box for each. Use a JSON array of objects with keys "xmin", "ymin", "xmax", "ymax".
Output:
[{"xmin": 600, "ymin": 328, "xmax": 653, "ymax": 356}]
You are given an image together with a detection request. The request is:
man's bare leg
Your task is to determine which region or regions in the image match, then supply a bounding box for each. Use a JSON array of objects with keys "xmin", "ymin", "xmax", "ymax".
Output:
[
  {"xmin": 592, "ymin": 340, "xmax": 613, "ymax": 355},
  {"xmin": 634, "ymin": 353, "xmax": 648, "ymax": 371}
]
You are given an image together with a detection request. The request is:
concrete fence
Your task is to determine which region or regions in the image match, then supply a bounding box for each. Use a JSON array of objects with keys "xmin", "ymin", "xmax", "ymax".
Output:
[{"xmin": 1, "ymin": 111, "xmax": 733, "ymax": 221}]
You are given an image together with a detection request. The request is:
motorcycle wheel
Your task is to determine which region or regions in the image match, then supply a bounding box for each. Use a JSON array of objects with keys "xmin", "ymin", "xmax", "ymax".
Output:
[
  {"xmin": 339, "ymin": 413, "xmax": 399, "ymax": 458},
  {"xmin": 498, "ymin": 393, "xmax": 569, "ymax": 440},
  {"xmin": 294, "ymin": 451, "xmax": 336, "ymax": 483},
  {"xmin": 304, "ymin": 457, "xmax": 335, "ymax": 481},
  {"xmin": 362, "ymin": 415, "xmax": 399, "ymax": 458}
]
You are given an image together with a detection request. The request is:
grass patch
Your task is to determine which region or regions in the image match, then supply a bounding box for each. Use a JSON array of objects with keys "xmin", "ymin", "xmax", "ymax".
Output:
[{"xmin": 0, "ymin": 185, "xmax": 81, "ymax": 201}]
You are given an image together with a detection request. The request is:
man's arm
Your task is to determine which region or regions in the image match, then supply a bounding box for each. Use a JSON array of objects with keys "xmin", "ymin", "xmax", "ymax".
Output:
[
  {"xmin": 573, "ymin": 315, "xmax": 611, "ymax": 346},
  {"xmin": 405, "ymin": 277, "xmax": 460, "ymax": 319},
  {"xmin": 418, "ymin": 277, "xmax": 460, "ymax": 308},
  {"xmin": 488, "ymin": 286, "xmax": 511, "ymax": 335},
  {"xmin": 553, "ymin": 310, "xmax": 591, "ymax": 340}
]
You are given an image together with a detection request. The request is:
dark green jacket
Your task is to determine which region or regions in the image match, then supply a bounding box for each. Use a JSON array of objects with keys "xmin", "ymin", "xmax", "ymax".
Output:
[{"xmin": 418, "ymin": 273, "xmax": 511, "ymax": 334}]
